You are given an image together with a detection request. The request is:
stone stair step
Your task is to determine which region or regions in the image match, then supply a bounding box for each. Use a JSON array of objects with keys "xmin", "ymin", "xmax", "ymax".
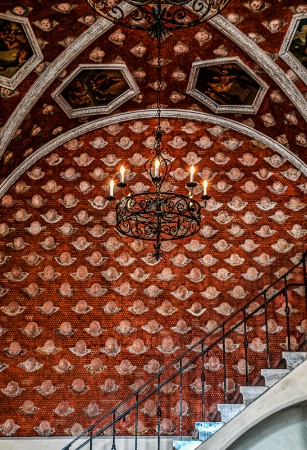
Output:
[
  {"xmin": 173, "ymin": 440, "xmax": 203, "ymax": 449},
  {"xmin": 239, "ymin": 386, "xmax": 268, "ymax": 405},
  {"xmin": 217, "ymin": 404, "xmax": 246, "ymax": 423},
  {"xmin": 261, "ymin": 368, "xmax": 290, "ymax": 387},
  {"xmin": 193, "ymin": 422, "xmax": 224, "ymax": 441},
  {"xmin": 282, "ymin": 352, "xmax": 307, "ymax": 370}
]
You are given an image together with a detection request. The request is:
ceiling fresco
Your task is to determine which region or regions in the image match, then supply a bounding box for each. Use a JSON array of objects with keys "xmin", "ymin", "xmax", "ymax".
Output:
[
  {"xmin": 0, "ymin": 0, "xmax": 307, "ymax": 440},
  {"xmin": 53, "ymin": 64, "xmax": 139, "ymax": 117},
  {"xmin": 0, "ymin": 1, "xmax": 307, "ymax": 181},
  {"xmin": 187, "ymin": 57, "xmax": 268, "ymax": 114},
  {"xmin": 0, "ymin": 13, "xmax": 43, "ymax": 90}
]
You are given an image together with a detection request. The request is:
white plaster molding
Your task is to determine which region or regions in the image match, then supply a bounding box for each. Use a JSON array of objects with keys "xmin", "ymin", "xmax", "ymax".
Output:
[
  {"xmin": 0, "ymin": 3, "xmax": 134, "ymax": 159},
  {"xmin": 1, "ymin": 109, "xmax": 306, "ymax": 198},
  {"xmin": 0, "ymin": 13, "xmax": 43, "ymax": 90},
  {"xmin": 187, "ymin": 56, "xmax": 268, "ymax": 114},
  {"xmin": 280, "ymin": 13, "xmax": 307, "ymax": 86},
  {"xmin": 198, "ymin": 359, "xmax": 307, "ymax": 450},
  {"xmin": 208, "ymin": 15, "xmax": 307, "ymax": 121},
  {"xmin": 52, "ymin": 63, "xmax": 140, "ymax": 118}
]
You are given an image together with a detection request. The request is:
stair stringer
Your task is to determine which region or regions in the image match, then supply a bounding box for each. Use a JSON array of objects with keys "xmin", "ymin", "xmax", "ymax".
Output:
[{"xmin": 197, "ymin": 358, "xmax": 307, "ymax": 450}]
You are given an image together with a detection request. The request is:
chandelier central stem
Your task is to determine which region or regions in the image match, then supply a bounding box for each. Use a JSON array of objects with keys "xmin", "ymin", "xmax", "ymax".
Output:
[
  {"xmin": 156, "ymin": 32, "xmax": 162, "ymax": 132},
  {"xmin": 103, "ymin": 0, "xmax": 213, "ymax": 261}
]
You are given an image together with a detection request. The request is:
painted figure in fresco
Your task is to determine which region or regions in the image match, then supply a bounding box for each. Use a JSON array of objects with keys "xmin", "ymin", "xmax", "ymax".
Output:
[
  {"xmin": 0, "ymin": 18, "xmax": 32, "ymax": 79},
  {"xmin": 62, "ymin": 69, "xmax": 127, "ymax": 109},
  {"xmin": 289, "ymin": 19, "xmax": 307, "ymax": 69},
  {"xmin": 196, "ymin": 64, "xmax": 259, "ymax": 106}
]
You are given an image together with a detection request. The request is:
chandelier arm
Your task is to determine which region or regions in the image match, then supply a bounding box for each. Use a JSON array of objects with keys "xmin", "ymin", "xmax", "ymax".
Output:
[{"xmin": 93, "ymin": 0, "xmax": 220, "ymax": 259}]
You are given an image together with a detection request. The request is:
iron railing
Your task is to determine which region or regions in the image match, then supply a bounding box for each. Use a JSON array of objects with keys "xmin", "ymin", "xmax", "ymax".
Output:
[{"xmin": 62, "ymin": 250, "xmax": 307, "ymax": 450}]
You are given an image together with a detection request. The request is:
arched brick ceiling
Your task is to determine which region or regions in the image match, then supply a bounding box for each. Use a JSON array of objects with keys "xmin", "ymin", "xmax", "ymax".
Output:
[
  {"xmin": 0, "ymin": 118, "xmax": 306, "ymax": 436},
  {"xmin": 1, "ymin": 0, "xmax": 307, "ymax": 179},
  {"xmin": 0, "ymin": 0, "xmax": 307, "ymax": 439}
]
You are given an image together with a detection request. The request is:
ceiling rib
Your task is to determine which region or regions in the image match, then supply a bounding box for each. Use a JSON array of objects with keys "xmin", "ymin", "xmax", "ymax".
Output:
[
  {"xmin": 1, "ymin": 108, "xmax": 306, "ymax": 198},
  {"xmin": 0, "ymin": 6, "xmax": 306, "ymax": 162}
]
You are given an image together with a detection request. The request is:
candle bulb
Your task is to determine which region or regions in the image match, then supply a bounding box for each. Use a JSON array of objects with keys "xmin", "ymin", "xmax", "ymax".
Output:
[
  {"xmin": 203, "ymin": 180, "xmax": 208, "ymax": 196},
  {"xmin": 109, "ymin": 179, "xmax": 114, "ymax": 197},
  {"xmin": 190, "ymin": 166, "xmax": 195, "ymax": 183},
  {"xmin": 155, "ymin": 159, "xmax": 160, "ymax": 177},
  {"xmin": 120, "ymin": 165, "xmax": 125, "ymax": 183}
]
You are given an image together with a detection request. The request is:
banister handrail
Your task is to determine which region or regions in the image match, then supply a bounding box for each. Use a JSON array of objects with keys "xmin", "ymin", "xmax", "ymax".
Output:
[{"xmin": 62, "ymin": 249, "xmax": 307, "ymax": 450}]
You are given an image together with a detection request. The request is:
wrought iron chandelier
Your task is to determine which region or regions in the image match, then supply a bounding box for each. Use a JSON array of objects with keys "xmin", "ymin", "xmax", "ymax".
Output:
[
  {"xmin": 86, "ymin": 0, "xmax": 230, "ymax": 259},
  {"xmin": 105, "ymin": 36, "xmax": 211, "ymax": 260},
  {"xmin": 86, "ymin": 0, "xmax": 230, "ymax": 39}
]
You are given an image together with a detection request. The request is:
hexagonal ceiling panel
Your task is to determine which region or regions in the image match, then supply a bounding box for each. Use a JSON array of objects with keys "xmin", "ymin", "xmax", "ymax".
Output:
[
  {"xmin": 0, "ymin": 13, "xmax": 43, "ymax": 90},
  {"xmin": 52, "ymin": 64, "xmax": 140, "ymax": 118},
  {"xmin": 280, "ymin": 14, "xmax": 307, "ymax": 85},
  {"xmin": 187, "ymin": 57, "xmax": 268, "ymax": 114}
]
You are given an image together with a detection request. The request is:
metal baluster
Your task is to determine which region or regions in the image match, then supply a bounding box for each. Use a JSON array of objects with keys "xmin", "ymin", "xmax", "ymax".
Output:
[
  {"xmin": 201, "ymin": 343, "xmax": 205, "ymax": 422},
  {"xmin": 89, "ymin": 429, "xmax": 92, "ymax": 450},
  {"xmin": 111, "ymin": 410, "xmax": 116, "ymax": 450},
  {"xmin": 157, "ymin": 375, "xmax": 161, "ymax": 450},
  {"xmin": 283, "ymin": 276, "xmax": 291, "ymax": 352},
  {"xmin": 135, "ymin": 393, "xmax": 139, "ymax": 450},
  {"xmin": 179, "ymin": 358, "xmax": 183, "ymax": 440},
  {"xmin": 243, "ymin": 309, "xmax": 249, "ymax": 386},
  {"xmin": 222, "ymin": 325, "xmax": 226, "ymax": 403},
  {"xmin": 263, "ymin": 291, "xmax": 270, "ymax": 369}
]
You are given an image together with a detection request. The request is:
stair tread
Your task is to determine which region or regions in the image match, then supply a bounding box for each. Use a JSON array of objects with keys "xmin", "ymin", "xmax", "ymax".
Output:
[
  {"xmin": 173, "ymin": 440, "xmax": 203, "ymax": 449},
  {"xmin": 217, "ymin": 403, "xmax": 246, "ymax": 423},
  {"xmin": 282, "ymin": 352, "xmax": 307, "ymax": 370},
  {"xmin": 261, "ymin": 368, "xmax": 291, "ymax": 387},
  {"xmin": 193, "ymin": 421, "xmax": 225, "ymax": 442},
  {"xmin": 218, "ymin": 403, "xmax": 247, "ymax": 410},
  {"xmin": 261, "ymin": 368, "xmax": 290, "ymax": 374},
  {"xmin": 240, "ymin": 386, "xmax": 268, "ymax": 392},
  {"xmin": 194, "ymin": 422, "xmax": 224, "ymax": 429},
  {"xmin": 239, "ymin": 385, "xmax": 269, "ymax": 405},
  {"xmin": 282, "ymin": 351, "xmax": 307, "ymax": 355}
]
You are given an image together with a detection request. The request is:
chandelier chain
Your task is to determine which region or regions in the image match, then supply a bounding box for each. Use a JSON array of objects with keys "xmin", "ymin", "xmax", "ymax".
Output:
[{"xmin": 100, "ymin": 0, "xmax": 216, "ymax": 259}]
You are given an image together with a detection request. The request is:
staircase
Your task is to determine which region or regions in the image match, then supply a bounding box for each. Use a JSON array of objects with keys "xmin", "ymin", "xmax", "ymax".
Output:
[
  {"xmin": 62, "ymin": 251, "xmax": 307, "ymax": 450},
  {"xmin": 173, "ymin": 351, "xmax": 307, "ymax": 450}
]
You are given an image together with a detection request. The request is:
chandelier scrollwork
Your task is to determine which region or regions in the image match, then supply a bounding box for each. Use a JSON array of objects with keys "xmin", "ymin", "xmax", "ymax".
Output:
[
  {"xmin": 86, "ymin": 0, "xmax": 230, "ymax": 38},
  {"xmin": 106, "ymin": 120, "xmax": 210, "ymax": 260},
  {"xmin": 97, "ymin": 0, "xmax": 216, "ymax": 259},
  {"xmin": 113, "ymin": 127, "xmax": 204, "ymax": 260}
]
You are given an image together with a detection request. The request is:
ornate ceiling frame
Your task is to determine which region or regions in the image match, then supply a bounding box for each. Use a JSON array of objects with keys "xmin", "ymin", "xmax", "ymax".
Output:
[
  {"xmin": 52, "ymin": 63, "xmax": 140, "ymax": 118},
  {"xmin": 279, "ymin": 13, "xmax": 307, "ymax": 86},
  {"xmin": 0, "ymin": 8, "xmax": 307, "ymax": 160},
  {"xmin": 209, "ymin": 14, "xmax": 307, "ymax": 121},
  {"xmin": 0, "ymin": 13, "xmax": 43, "ymax": 90},
  {"xmin": 187, "ymin": 56, "xmax": 268, "ymax": 114},
  {"xmin": 1, "ymin": 109, "xmax": 306, "ymax": 199},
  {"xmin": 0, "ymin": 3, "xmax": 134, "ymax": 158}
]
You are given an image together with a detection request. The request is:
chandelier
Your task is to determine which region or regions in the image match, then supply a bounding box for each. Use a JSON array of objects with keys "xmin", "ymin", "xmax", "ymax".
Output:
[
  {"xmin": 85, "ymin": 0, "xmax": 229, "ymax": 260},
  {"xmin": 86, "ymin": 0, "xmax": 230, "ymax": 39},
  {"xmin": 105, "ymin": 47, "xmax": 211, "ymax": 260},
  {"xmin": 107, "ymin": 130, "xmax": 210, "ymax": 261}
]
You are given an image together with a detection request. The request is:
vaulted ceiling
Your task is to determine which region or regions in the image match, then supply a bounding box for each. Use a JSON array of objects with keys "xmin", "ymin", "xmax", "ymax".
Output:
[
  {"xmin": 0, "ymin": 0, "xmax": 307, "ymax": 181},
  {"xmin": 0, "ymin": 0, "xmax": 306, "ymax": 439}
]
